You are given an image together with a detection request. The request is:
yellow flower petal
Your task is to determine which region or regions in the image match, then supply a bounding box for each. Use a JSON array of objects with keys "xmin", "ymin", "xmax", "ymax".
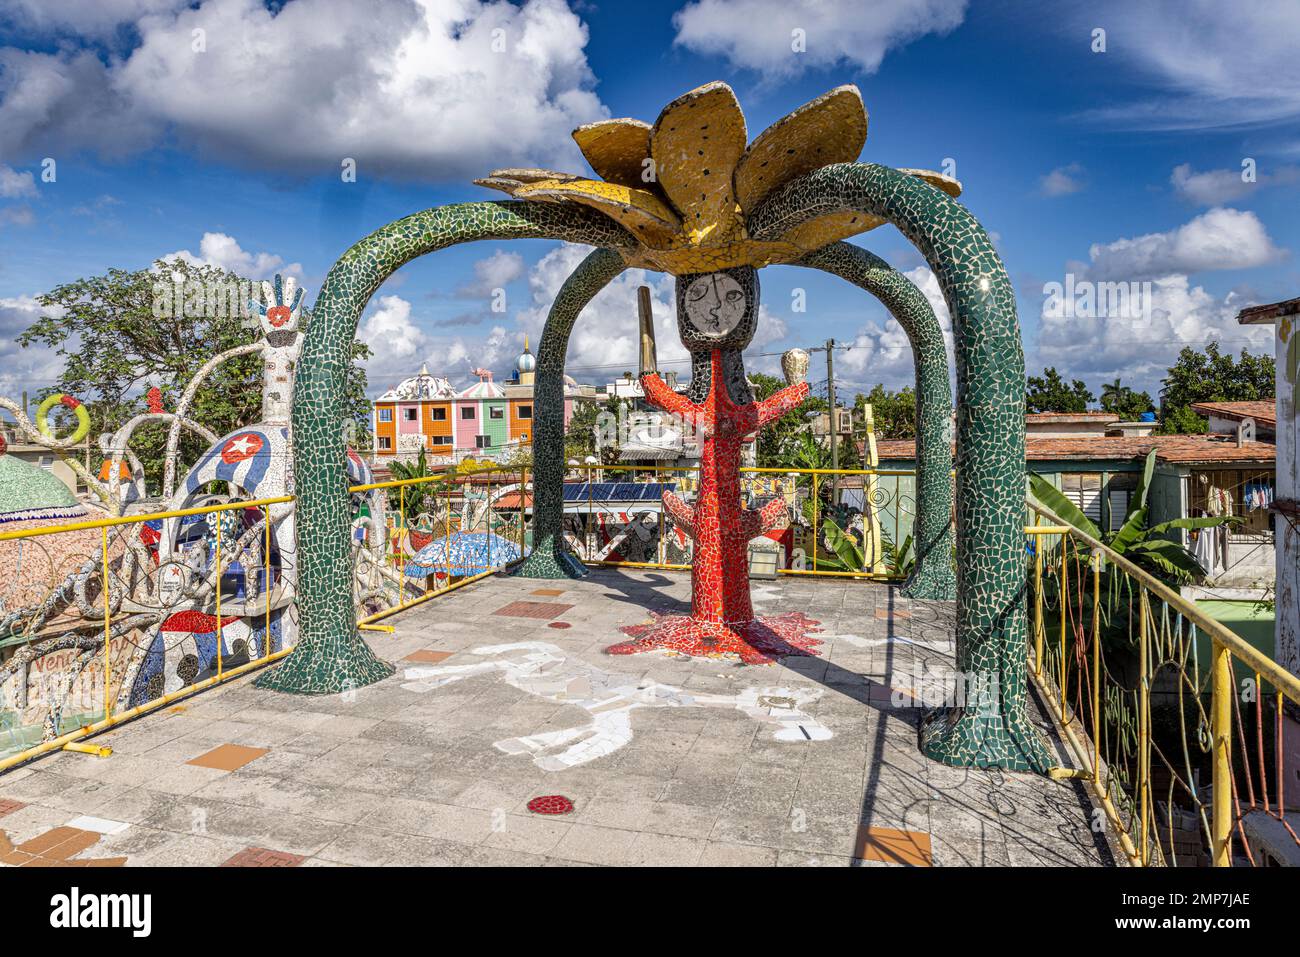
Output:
[
  {"xmin": 777, "ymin": 210, "xmax": 888, "ymax": 252},
  {"xmin": 734, "ymin": 85, "xmax": 868, "ymax": 214},
  {"xmin": 474, "ymin": 168, "xmax": 585, "ymax": 196},
  {"xmin": 512, "ymin": 178, "xmax": 681, "ymax": 247},
  {"xmin": 572, "ymin": 118, "xmax": 654, "ymax": 190},
  {"xmin": 650, "ymin": 81, "xmax": 747, "ymax": 243}
]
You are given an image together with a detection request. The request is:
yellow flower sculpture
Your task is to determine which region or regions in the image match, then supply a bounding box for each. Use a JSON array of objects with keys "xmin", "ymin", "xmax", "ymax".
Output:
[{"xmin": 476, "ymin": 82, "xmax": 960, "ymax": 275}]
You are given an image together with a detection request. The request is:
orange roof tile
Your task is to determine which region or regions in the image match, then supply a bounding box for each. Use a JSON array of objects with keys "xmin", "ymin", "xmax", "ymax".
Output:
[
  {"xmin": 875, "ymin": 434, "xmax": 1275, "ymax": 466},
  {"xmin": 1189, "ymin": 400, "xmax": 1276, "ymax": 430}
]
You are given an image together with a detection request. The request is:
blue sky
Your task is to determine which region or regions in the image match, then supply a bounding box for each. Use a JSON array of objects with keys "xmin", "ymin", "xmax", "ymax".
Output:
[{"xmin": 0, "ymin": 0, "xmax": 1296, "ymax": 402}]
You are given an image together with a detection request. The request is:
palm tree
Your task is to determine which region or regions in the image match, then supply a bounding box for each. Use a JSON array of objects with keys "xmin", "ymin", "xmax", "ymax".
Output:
[
  {"xmin": 1100, "ymin": 377, "xmax": 1125, "ymax": 412},
  {"xmin": 387, "ymin": 447, "xmax": 441, "ymax": 523}
]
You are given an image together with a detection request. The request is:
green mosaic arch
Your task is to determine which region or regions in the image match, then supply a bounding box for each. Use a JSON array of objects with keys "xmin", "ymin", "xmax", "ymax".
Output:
[
  {"xmin": 515, "ymin": 247, "xmax": 627, "ymax": 579},
  {"xmin": 796, "ymin": 242, "xmax": 956, "ymax": 601},
  {"xmin": 752, "ymin": 162, "xmax": 1051, "ymax": 772},
  {"xmin": 256, "ymin": 202, "xmax": 634, "ymax": 695}
]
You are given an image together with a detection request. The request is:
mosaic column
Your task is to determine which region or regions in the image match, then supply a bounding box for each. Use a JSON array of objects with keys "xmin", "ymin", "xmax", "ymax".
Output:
[
  {"xmin": 797, "ymin": 242, "xmax": 956, "ymax": 601},
  {"xmin": 752, "ymin": 163, "xmax": 1051, "ymax": 772},
  {"xmin": 261, "ymin": 202, "xmax": 632, "ymax": 695},
  {"xmin": 515, "ymin": 247, "xmax": 626, "ymax": 579}
]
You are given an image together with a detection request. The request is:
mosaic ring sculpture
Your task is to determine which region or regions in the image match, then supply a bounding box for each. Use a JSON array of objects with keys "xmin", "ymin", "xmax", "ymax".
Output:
[
  {"xmin": 518, "ymin": 243, "xmax": 956, "ymax": 601},
  {"xmin": 277, "ymin": 160, "xmax": 1046, "ymax": 772},
  {"xmin": 797, "ymin": 242, "xmax": 956, "ymax": 601},
  {"xmin": 255, "ymin": 201, "xmax": 635, "ymax": 695},
  {"xmin": 751, "ymin": 162, "xmax": 1050, "ymax": 771},
  {"xmin": 35, "ymin": 394, "xmax": 91, "ymax": 445}
]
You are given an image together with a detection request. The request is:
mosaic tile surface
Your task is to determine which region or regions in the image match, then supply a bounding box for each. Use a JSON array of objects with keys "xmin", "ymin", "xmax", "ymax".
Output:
[
  {"xmin": 750, "ymin": 162, "xmax": 1051, "ymax": 771},
  {"xmin": 265, "ymin": 201, "xmax": 634, "ymax": 695},
  {"xmin": 798, "ymin": 242, "xmax": 956, "ymax": 600}
]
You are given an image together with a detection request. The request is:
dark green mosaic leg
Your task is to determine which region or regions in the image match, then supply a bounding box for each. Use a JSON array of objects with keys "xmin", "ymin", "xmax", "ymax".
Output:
[
  {"xmin": 261, "ymin": 201, "xmax": 632, "ymax": 695},
  {"xmin": 515, "ymin": 248, "xmax": 626, "ymax": 579},
  {"xmin": 753, "ymin": 164, "xmax": 1051, "ymax": 772},
  {"xmin": 797, "ymin": 242, "xmax": 956, "ymax": 601}
]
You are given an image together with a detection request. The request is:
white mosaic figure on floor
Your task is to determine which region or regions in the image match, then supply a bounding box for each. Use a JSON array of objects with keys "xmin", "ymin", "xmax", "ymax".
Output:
[{"xmin": 401, "ymin": 641, "xmax": 831, "ymax": 771}]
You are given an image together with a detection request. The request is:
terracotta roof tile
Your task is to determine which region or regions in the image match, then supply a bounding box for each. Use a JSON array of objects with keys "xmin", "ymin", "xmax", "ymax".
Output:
[
  {"xmin": 1189, "ymin": 400, "xmax": 1276, "ymax": 430},
  {"xmin": 875, "ymin": 434, "xmax": 1275, "ymax": 466}
]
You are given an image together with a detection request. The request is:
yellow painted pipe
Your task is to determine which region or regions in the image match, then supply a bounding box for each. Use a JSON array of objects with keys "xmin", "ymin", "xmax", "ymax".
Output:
[
  {"xmin": 0, "ymin": 647, "xmax": 292, "ymax": 774},
  {"xmin": 1211, "ymin": 638, "xmax": 1234, "ymax": 866},
  {"xmin": 63, "ymin": 741, "xmax": 112, "ymax": 757},
  {"xmin": 358, "ymin": 623, "xmax": 395, "ymax": 633},
  {"xmin": 0, "ymin": 494, "xmax": 293, "ymax": 542}
]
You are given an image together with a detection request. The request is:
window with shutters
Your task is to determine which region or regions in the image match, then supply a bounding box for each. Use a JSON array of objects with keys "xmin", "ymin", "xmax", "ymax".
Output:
[
  {"xmin": 1059, "ymin": 473, "xmax": 1103, "ymax": 524},
  {"xmin": 1106, "ymin": 473, "xmax": 1138, "ymax": 532}
]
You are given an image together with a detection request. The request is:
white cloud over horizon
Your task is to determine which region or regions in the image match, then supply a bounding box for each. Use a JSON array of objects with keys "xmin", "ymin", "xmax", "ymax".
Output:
[
  {"xmin": 672, "ymin": 0, "xmax": 967, "ymax": 78},
  {"xmin": 160, "ymin": 232, "xmax": 304, "ymax": 281},
  {"xmin": 1073, "ymin": 1, "xmax": 1300, "ymax": 132},
  {"xmin": 1083, "ymin": 207, "xmax": 1285, "ymax": 282},
  {"xmin": 0, "ymin": 0, "xmax": 607, "ymax": 180}
]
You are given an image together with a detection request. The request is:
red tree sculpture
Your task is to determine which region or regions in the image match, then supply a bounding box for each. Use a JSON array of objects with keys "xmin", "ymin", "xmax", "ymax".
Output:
[{"xmin": 607, "ymin": 349, "xmax": 823, "ymax": 663}]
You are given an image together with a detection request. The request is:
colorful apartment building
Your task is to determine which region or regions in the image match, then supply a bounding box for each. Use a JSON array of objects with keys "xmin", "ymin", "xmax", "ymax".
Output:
[{"xmin": 371, "ymin": 344, "xmax": 596, "ymax": 462}]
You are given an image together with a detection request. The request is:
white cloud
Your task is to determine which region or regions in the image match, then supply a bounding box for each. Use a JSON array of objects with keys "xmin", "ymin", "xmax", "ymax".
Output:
[
  {"xmin": 511, "ymin": 245, "xmax": 791, "ymax": 388},
  {"xmin": 1039, "ymin": 163, "xmax": 1085, "ymax": 197},
  {"xmin": 834, "ymin": 265, "xmax": 955, "ymax": 393},
  {"xmin": 0, "ymin": 164, "xmax": 36, "ymax": 198},
  {"xmin": 0, "ymin": 0, "xmax": 606, "ymax": 180},
  {"xmin": 1034, "ymin": 275, "xmax": 1272, "ymax": 392},
  {"xmin": 0, "ymin": 0, "xmax": 190, "ymax": 41},
  {"xmin": 1084, "ymin": 208, "xmax": 1284, "ymax": 282},
  {"xmin": 160, "ymin": 232, "xmax": 303, "ymax": 280},
  {"xmin": 0, "ymin": 205, "xmax": 34, "ymax": 228},
  {"xmin": 1171, "ymin": 162, "xmax": 1300, "ymax": 206},
  {"xmin": 672, "ymin": 0, "xmax": 966, "ymax": 78},
  {"xmin": 456, "ymin": 250, "xmax": 526, "ymax": 298},
  {"xmin": 1073, "ymin": 1, "xmax": 1300, "ymax": 130},
  {"xmin": 0, "ymin": 295, "xmax": 67, "ymax": 399}
]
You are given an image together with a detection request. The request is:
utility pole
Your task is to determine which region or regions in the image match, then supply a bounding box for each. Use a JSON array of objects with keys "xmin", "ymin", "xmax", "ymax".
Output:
[{"xmin": 825, "ymin": 338, "xmax": 838, "ymax": 501}]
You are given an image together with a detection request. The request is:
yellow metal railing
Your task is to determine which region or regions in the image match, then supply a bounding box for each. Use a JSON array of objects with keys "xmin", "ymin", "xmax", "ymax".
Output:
[
  {"xmin": 564, "ymin": 463, "xmax": 919, "ymax": 581},
  {"xmin": 0, "ymin": 460, "xmax": 531, "ymax": 771},
  {"xmin": 1026, "ymin": 502, "xmax": 1300, "ymax": 867}
]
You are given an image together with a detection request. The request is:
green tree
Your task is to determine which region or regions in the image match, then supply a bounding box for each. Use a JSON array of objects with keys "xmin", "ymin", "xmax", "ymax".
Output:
[
  {"xmin": 1099, "ymin": 377, "xmax": 1155, "ymax": 420},
  {"xmin": 751, "ymin": 371, "xmax": 823, "ymax": 467},
  {"xmin": 18, "ymin": 259, "xmax": 372, "ymax": 494},
  {"xmin": 564, "ymin": 395, "xmax": 621, "ymax": 464},
  {"xmin": 1026, "ymin": 366, "xmax": 1094, "ymax": 413},
  {"xmin": 854, "ymin": 384, "xmax": 916, "ymax": 438},
  {"xmin": 388, "ymin": 447, "xmax": 440, "ymax": 522},
  {"xmin": 1158, "ymin": 343, "xmax": 1275, "ymax": 434}
]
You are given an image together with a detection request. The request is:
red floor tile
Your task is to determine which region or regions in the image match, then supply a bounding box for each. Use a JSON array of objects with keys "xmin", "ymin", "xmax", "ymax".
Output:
[{"xmin": 492, "ymin": 601, "xmax": 574, "ymax": 620}]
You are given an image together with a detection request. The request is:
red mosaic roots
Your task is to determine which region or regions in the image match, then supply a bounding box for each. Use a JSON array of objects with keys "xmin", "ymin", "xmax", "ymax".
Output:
[
  {"xmin": 527, "ymin": 795, "xmax": 575, "ymax": 815},
  {"xmin": 607, "ymin": 610, "xmax": 823, "ymax": 665}
]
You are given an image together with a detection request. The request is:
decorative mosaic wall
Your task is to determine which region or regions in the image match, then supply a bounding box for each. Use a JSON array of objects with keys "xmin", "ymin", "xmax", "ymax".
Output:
[
  {"xmin": 798, "ymin": 242, "xmax": 956, "ymax": 600},
  {"xmin": 750, "ymin": 162, "xmax": 1050, "ymax": 771}
]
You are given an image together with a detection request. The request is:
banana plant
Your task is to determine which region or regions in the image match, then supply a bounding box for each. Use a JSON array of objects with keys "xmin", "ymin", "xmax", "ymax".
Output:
[{"xmin": 1027, "ymin": 449, "xmax": 1239, "ymax": 584}]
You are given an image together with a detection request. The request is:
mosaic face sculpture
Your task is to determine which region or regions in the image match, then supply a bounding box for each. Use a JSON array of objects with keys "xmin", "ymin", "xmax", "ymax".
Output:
[{"xmin": 599, "ymin": 268, "xmax": 823, "ymax": 661}]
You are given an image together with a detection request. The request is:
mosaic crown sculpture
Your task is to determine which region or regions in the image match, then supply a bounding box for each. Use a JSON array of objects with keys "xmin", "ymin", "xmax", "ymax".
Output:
[{"xmin": 477, "ymin": 82, "xmax": 960, "ymax": 276}]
